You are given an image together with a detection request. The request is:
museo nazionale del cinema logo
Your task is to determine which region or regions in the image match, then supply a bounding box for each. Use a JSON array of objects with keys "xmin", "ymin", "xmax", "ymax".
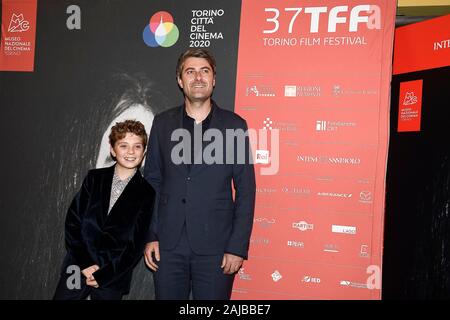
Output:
[
  {"xmin": 143, "ymin": 11, "xmax": 179, "ymax": 48},
  {"xmin": 8, "ymin": 13, "xmax": 30, "ymax": 32}
]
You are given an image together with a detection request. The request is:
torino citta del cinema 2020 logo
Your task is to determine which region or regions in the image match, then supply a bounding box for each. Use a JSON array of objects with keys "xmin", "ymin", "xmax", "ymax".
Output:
[{"xmin": 143, "ymin": 11, "xmax": 179, "ymax": 47}]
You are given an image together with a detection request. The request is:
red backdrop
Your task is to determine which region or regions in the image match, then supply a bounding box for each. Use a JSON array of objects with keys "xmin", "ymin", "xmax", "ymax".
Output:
[{"xmin": 233, "ymin": 0, "xmax": 396, "ymax": 299}]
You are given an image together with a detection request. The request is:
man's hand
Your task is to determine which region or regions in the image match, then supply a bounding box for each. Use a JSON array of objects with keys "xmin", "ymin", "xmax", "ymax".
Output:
[
  {"xmin": 221, "ymin": 253, "xmax": 243, "ymax": 275},
  {"xmin": 82, "ymin": 265, "xmax": 100, "ymax": 288},
  {"xmin": 144, "ymin": 241, "xmax": 160, "ymax": 271}
]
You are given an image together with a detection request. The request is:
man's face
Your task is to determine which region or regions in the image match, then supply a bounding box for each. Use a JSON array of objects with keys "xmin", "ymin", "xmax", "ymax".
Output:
[
  {"xmin": 110, "ymin": 132, "xmax": 145, "ymax": 171},
  {"xmin": 177, "ymin": 57, "xmax": 215, "ymax": 103}
]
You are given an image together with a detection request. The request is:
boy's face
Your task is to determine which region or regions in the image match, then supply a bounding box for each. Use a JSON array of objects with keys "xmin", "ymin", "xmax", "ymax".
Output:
[{"xmin": 110, "ymin": 133, "xmax": 145, "ymax": 170}]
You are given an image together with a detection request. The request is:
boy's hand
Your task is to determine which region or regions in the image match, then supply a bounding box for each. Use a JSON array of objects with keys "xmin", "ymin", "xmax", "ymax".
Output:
[
  {"xmin": 82, "ymin": 264, "xmax": 99, "ymax": 280},
  {"xmin": 86, "ymin": 278, "xmax": 99, "ymax": 288}
]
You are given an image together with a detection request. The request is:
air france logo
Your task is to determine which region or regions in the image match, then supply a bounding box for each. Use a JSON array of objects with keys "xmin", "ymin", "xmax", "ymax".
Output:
[
  {"xmin": 143, "ymin": 11, "xmax": 179, "ymax": 48},
  {"xmin": 8, "ymin": 13, "xmax": 30, "ymax": 32}
]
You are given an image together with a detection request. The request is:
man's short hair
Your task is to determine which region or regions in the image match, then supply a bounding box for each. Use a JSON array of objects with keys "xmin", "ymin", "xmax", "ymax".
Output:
[
  {"xmin": 176, "ymin": 48, "xmax": 216, "ymax": 79},
  {"xmin": 109, "ymin": 120, "xmax": 147, "ymax": 148}
]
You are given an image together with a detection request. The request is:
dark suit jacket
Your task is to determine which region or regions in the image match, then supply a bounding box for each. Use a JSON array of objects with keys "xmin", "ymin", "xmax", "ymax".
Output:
[
  {"xmin": 62, "ymin": 165, "xmax": 155, "ymax": 293},
  {"xmin": 144, "ymin": 103, "xmax": 256, "ymax": 258}
]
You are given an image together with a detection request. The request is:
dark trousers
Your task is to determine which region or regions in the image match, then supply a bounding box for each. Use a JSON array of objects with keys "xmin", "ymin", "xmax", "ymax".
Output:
[
  {"xmin": 53, "ymin": 272, "xmax": 122, "ymax": 300},
  {"xmin": 154, "ymin": 226, "xmax": 235, "ymax": 300}
]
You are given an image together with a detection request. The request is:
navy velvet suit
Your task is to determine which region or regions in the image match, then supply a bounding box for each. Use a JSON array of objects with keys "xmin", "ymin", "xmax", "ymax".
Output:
[
  {"xmin": 54, "ymin": 165, "xmax": 155, "ymax": 299},
  {"xmin": 144, "ymin": 103, "xmax": 256, "ymax": 299}
]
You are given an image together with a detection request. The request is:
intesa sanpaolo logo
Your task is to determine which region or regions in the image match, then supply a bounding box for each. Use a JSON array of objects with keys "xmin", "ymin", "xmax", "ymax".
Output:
[{"xmin": 143, "ymin": 11, "xmax": 179, "ymax": 48}]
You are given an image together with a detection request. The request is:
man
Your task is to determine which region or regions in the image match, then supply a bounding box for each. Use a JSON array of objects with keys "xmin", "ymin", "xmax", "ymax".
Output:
[{"xmin": 143, "ymin": 48, "xmax": 256, "ymax": 299}]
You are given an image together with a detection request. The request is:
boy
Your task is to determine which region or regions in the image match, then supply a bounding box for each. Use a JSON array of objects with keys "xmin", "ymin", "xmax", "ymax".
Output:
[{"xmin": 53, "ymin": 120, "xmax": 155, "ymax": 300}]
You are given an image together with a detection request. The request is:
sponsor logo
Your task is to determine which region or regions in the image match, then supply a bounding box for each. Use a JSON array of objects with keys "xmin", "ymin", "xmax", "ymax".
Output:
[
  {"xmin": 317, "ymin": 192, "xmax": 352, "ymax": 198},
  {"xmin": 359, "ymin": 191, "xmax": 373, "ymax": 203},
  {"xmin": 360, "ymin": 244, "xmax": 370, "ymax": 258},
  {"xmin": 339, "ymin": 280, "xmax": 368, "ymax": 289},
  {"xmin": 287, "ymin": 240, "xmax": 305, "ymax": 248},
  {"xmin": 434, "ymin": 39, "xmax": 450, "ymax": 51},
  {"xmin": 403, "ymin": 91, "xmax": 418, "ymax": 105},
  {"xmin": 297, "ymin": 155, "xmax": 361, "ymax": 165},
  {"xmin": 332, "ymin": 224, "xmax": 357, "ymax": 235},
  {"xmin": 292, "ymin": 221, "xmax": 314, "ymax": 232},
  {"xmin": 323, "ymin": 244, "xmax": 339, "ymax": 253},
  {"xmin": 261, "ymin": 118, "xmax": 297, "ymax": 132},
  {"xmin": 333, "ymin": 85, "xmax": 343, "ymax": 96},
  {"xmin": 263, "ymin": 118, "xmax": 273, "ymax": 130},
  {"xmin": 282, "ymin": 187, "xmax": 311, "ymax": 195},
  {"xmin": 332, "ymin": 84, "xmax": 377, "ymax": 96},
  {"xmin": 302, "ymin": 276, "xmax": 321, "ymax": 284},
  {"xmin": 316, "ymin": 120, "xmax": 357, "ymax": 132},
  {"xmin": 8, "ymin": 13, "xmax": 30, "ymax": 32},
  {"xmin": 316, "ymin": 120, "xmax": 327, "ymax": 131},
  {"xmin": 246, "ymin": 85, "xmax": 275, "ymax": 97},
  {"xmin": 255, "ymin": 150, "xmax": 269, "ymax": 164},
  {"xmin": 316, "ymin": 176, "xmax": 334, "ymax": 182},
  {"xmin": 143, "ymin": 11, "xmax": 179, "ymax": 47},
  {"xmin": 271, "ymin": 270, "xmax": 282, "ymax": 282},
  {"xmin": 250, "ymin": 237, "xmax": 270, "ymax": 245},
  {"xmin": 0, "ymin": 1, "xmax": 38, "ymax": 71},
  {"xmin": 284, "ymin": 85, "xmax": 297, "ymax": 97},
  {"xmin": 284, "ymin": 85, "xmax": 321, "ymax": 97},
  {"xmin": 398, "ymin": 80, "xmax": 422, "ymax": 132},
  {"xmin": 256, "ymin": 187, "xmax": 277, "ymax": 193},
  {"xmin": 238, "ymin": 268, "xmax": 252, "ymax": 281},
  {"xmin": 254, "ymin": 217, "xmax": 275, "ymax": 228}
]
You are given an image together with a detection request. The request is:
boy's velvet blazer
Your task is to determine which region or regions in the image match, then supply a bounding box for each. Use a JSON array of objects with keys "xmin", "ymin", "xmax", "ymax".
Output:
[{"xmin": 62, "ymin": 165, "xmax": 155, "ymax": 293}]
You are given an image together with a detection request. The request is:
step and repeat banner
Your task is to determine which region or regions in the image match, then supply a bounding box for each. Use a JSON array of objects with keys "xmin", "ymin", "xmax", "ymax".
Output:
[
  {"xmin": 0, "ymin": 0, "xmax": 395, "ymax": 299},
  {"xmin": 233, "ymin": 0, "xmax": 395, "ymax": 299}
]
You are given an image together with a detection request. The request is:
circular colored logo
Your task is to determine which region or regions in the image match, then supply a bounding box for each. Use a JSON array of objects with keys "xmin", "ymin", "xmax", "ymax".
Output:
[{"xmin": 143, "ymin": 11, "xmax": 179, "ymax": 48}]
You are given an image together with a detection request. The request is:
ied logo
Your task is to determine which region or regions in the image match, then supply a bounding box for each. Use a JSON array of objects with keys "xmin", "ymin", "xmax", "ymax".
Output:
[{"xmin": 302, "ymin": 276, "xmax": 321, "ymax": 284}]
